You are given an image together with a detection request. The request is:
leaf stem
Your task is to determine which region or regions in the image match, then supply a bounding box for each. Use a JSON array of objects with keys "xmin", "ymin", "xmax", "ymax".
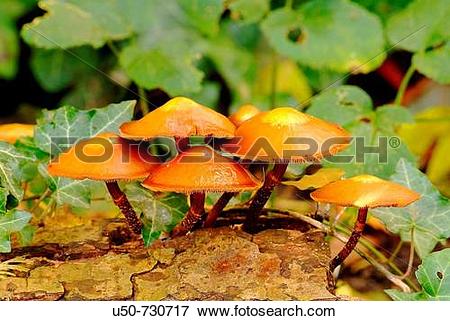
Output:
[
  {"xmin": 394, "ymin": 63, "xmax": 415, "ymax": 105},
  {"xmin": 30, "ymin": 189, "xmax": 52, "ymax": 213},
  {"xmin": 398, "ymin": 229, "xmax": 415, "ymax": 280},
  {"xmin": 285, "ymin": 0, "xmax": 294, "ymax": 8},
  {"xmin": 107, "ymin": 40, "xmax": 120, "ymax": 58},
  {"xmin": 137, "ymin": 86, "xmax": 150, "ymax": 115}
]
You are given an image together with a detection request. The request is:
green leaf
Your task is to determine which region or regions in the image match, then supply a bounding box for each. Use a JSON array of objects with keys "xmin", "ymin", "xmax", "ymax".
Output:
[
  {"xmin": 206, "ymin": 22, "xmax": 256, "ymax": 103},
  {"xmin": 0, "ymin": 19, "xmax": 19, "ymax": 79},
  {"xmin": 307, "ymin": 85, "xmax": 373, "ymax": 127},
  {"xmin": 177, "ymin": 0, "xmax": 224, "ymax": 37},
  {"xmin": 0, "ymin": 0, "xmax": 37, "ymax": 20},
  {"xmin": 0, "ymin": 210, "xmax": 32, "ymax": 253},
  {"xmin": 229, "ymin": 0, "xmax": 270, "ymax": 24},
  {"xmin": 385, "ymin": 290, "xmax": 425, "ymax": 301},
  {"xmin": 353, "ymin": 0, "xmax": 413, "ymax": 22},
  {"xmin": 30, "ymin": 47, "xmax": 99, "ymax": 92},
  {"xmin": 386, "ymin": 0, "xmax": 450, "ymax": 84},
  {"xmin": 21, "ymin": 0, "xmax": 132, "ymax": 49},
  {"xmin": 34, "ymin": 100, "xmax": 135, "ymax": 155},
  {"xmin": 413, "ymin": 42, "xmax": 450, "ymax": 84},
  {"xmin": 372, "ymin": 159, "xmax": 450, "ymax": 258},
  {"xmin": 261, "ymin": 0, "xmax": 385, "ymax": 73},
  {"xmin": 375, "ymin": 104, "xmax": 414, "ymax": 132},
  {"xmin": 326, "ymin": 122, "xmax": 415, "ymax": 179},
  {"xmin": 308, "ymin": 86, "xmax": 415, "ymax": 178},
  {"xmin": 124, "ymin": 184, "xmax": 187, "ymax": 247},
  {"xmin": 119, "ymin": 44, "xmax": 204, "ymax": 96},
  {"xmin": 387, "ymin": 248, "xmax": 450, "ymax": 300},
  {"xmin": 0, "ymin": 187, "xmax": 6, "ymax": 215},
  {"xmin": 189, "ymin": 81, "xmax": 221, "ymax": 108},
  {"xmin": 18, "ymin": 225, "xmax": 36, "ymax": 246},
  {"xmin": 38, "ymin": 164, "xmax": 91, "ymax": 208},
  {"xmin": 0, "ymin": 142, "xmax": 35, "ymax": 200},
  {"xmin": 386, "ymin": 0, "xmax": 449, "ymax": 52}
]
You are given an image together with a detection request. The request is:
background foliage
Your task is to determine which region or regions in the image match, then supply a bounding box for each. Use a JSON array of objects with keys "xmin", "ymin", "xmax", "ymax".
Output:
[{"xmin": 0, "ymin": 0, "xmax": 449, "ymax": 300}]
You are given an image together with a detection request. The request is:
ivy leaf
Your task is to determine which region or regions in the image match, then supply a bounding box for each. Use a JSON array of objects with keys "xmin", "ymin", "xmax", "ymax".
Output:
[
  {"xmin": 386, "ymin": 0, "xmax": 449, "ymax": 52},
  {"xmin": 229, "ymin": 0, "xmax": 270, "ymax": 24},
  {"xmin": 34, "ymin": 100, "xmax": 135, "ymax": 155},
  {"xmin": 30, "ymin": 47, "xmax": 99, "ymax": 92},
  {"xmin": 387, "ymin": 248, "xmax": 450, "ymax": 300},
  {"xmin": 374, "ymin": 104, "xmax": 414, "ymax": 133},
  {"xmin": 0, "ymin": 142, "xmax": 35, "ymax": 200},
  {"xmin": 0, "ymin": 0, "xmax": 37, "ymax": 20},
  {"xmin": 353, "ymin": 0, "xmax": 413, "ymax": 22},
  {"xmin": 38, "ymin": 164, "xmax": 91, "ymax": 208},
  {"xmin": 124, "ymin": 184, "xmax": 187, "ymax": 246},
  {"xmin": 177, "ymin": 0, "xmax": 224, "ymax": 37},
  {"xmin": 0, "ymin": 210, "xmax": 32, "ymax": 253},
  {"xmin": 413, "ymin": 42, "xmax": 450, "ymax": 84},
  {"xmin": 261, "ymin": 0, "xmax": 385, "ymax": 73},
  {"xmin": 308, "ymin": 86, "xmax": 415, "ymax": 178},
  {"xmin": 0, "ymin": 19, "xmax": 19, "ymax": 79},
  {"xmin": 206, "ymin": 21, "xmax": 256, "ymax": 103},
  {"xmin": 119, "ymin": 44, "xmax": 204, "ymax": 96},
  {"xmin": 372, "ymin": 159, "xmax": 450, "ymax": 258},
  {"xmin": 386, "ymin": 0, "xmax": 450, "ymax": 84},
  {"xmin": 307, "ymin": 85, "xmax": 373, "ymax": 127},
  {"xmin": 21, "ymin": 0, "xmax": 132, "ymax": 49},
  {"xmin": 117, "ymin": 1, "xmax": 205, "ymax": 96},
  {"xmin": 0, "ymin": 187, "xmax": 7, "ymax": 215}
]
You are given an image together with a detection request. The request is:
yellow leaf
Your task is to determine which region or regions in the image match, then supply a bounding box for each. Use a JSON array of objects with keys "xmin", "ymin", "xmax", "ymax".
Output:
[
  {"xmin": 283, "ymin": 168, "xmax": 345, "ymax": 190},
  {"xmin": 399, "ymin": 106, "xmax": 450, "ymax": 156},
  {"xmin": 0, "ymin": 123, "xmax": 34, "ymax": 144},
  {"xmin": 254, "ymin": 58, "xmax": 312, "ymax": 103},
  {"xmin": 426, "ymin": 133, "xmax": 450, "ymax": 197}
]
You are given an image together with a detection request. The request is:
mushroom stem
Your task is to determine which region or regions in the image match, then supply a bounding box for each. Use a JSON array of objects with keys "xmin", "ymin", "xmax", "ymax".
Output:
[
  {"xmin": 244, "ymin": 163, "xmax": 289, "ymax": 232},
  {"xmin": 329, "ymin": 207, "xmax": 368, "ymax": 273},
  {"xmin": 204, "ymin": 192, "xmax": 236, "ymax": 227},
  {"xmin": 171, "ymin": 192, "xmax": 205, "ymax": 237},
  {"xmin": 105, "ymin": 181, "xmax": 143, "ymax": 234},
  {"xmin": 175, "ymin": 137, "xmax": 190, "ymax": 152}
]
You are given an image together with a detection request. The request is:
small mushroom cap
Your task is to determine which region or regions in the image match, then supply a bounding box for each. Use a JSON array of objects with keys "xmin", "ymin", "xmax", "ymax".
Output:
[
  {"xmin": 48, "ymin": 132, "xmax": 160, "ymax": 181},
  {"xmin": 310, "ymin": 175, "xmax": 421, "ymax": 208},
  {"xmin": 0, "ymin": 123, "xmax": 34, "ymax": 143},
  {"xmin": 229, "ymin": 104, "xmax": 261, "ymax": 127},
  {"xmin": 223, "ymin": 107, "xmax": 351, "ymax": 162},
  {"xmin": 120, "ymin": 97, "xmax": 236, "ymax": 140},
  {"xmin": 142, "ymin": 145, "xmax": 262, "ymax": 193}
]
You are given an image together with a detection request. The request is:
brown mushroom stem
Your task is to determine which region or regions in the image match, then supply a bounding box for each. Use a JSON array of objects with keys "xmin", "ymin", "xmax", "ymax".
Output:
[
  {"xmin": 105, "ymin": 181, "xmax": 143, "ymax": 234},
  {"xmin": 329, "ymin": 207, "xmax": 368, "ymax": 273},
  {"xmin": 175, "ymin": 137, "xmax": 190, "ymax": 152},
  {"xmin": 203, "ymin": 192, "xmax": 236, "ymax": 227},
  {"xmin": 244, "ymin": 163, "xmax": 289, "ymax": 232},
  {"xmin": 171, "ymin": 192, "xmax": 205, "ymax": 237}
]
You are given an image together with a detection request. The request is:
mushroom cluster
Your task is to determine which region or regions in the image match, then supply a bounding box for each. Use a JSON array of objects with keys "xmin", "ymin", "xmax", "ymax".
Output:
[{"xmin": 47, "ymin": 96, "xmax": 420, "ymax": 278}]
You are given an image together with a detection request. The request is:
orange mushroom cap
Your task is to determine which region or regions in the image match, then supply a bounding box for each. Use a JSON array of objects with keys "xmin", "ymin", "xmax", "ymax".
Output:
[
  {"xmin": 0, "ymin": 123, "xmax": 34, "ymax": 143},
  {"xmin": 142, "ymin": 145, "xmax": 262, "ymax": 193},
  {"xmin": 120, "ymin": 97, "xmax": 236, "ymax": 140},
  {"xmin": 310, "ymin": 175, "xmax": 421, "ymax": 208},
  {"xmin": 223, "ymin": 107, "xmax": 351, "ymax": 163},
  {"xmin": 48, "ymin": 132, "xmax": 159, "ymax": 181},
  {"xmin": 229, "ymin": 104, "xmax": 261, "ymax": 127}
]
